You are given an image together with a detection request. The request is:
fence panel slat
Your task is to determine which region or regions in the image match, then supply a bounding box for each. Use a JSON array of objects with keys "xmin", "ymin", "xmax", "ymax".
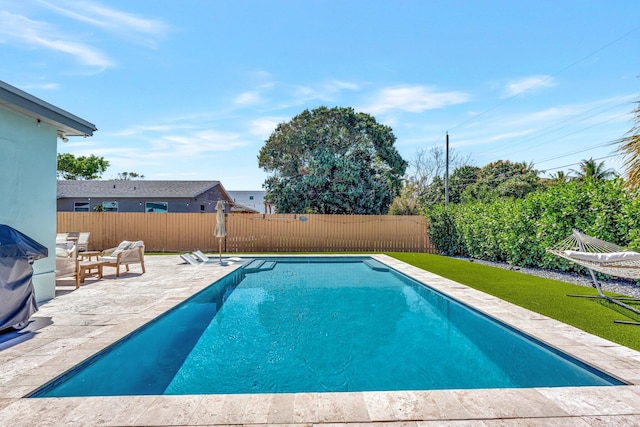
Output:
[{"xmin": 57, "ymin": 213, "xmax": 436, "ymax": 253}]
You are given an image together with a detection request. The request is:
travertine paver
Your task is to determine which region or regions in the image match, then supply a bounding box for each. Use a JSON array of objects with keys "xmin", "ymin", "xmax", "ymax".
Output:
[
  {"xmin": 292, "ymin": 392, "xmax": 318, "ymax": 422},
  {"xmin": 0, "ymin": 254, "xmax": 638, "ymax": 426},
  {"xmin": 316, "ymin": 391, "xmax": 370, "ymax": 422},
  {"xmin": 135, "ymin": 395, "xmax": 204, "ymax": 426}
]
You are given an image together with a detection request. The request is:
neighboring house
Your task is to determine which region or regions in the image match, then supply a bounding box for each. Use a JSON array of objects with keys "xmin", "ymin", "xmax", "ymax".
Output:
[
  {"xmin": 227, "ymin": 190, "xmax": 272, "ymax": 214},
  {"xmin": 0, "ymin": 80, "xmax": 96, "ymax": 303},
  {"xmin": 57, "ymin": 180, "xmax": 233, "ymax": 213}
]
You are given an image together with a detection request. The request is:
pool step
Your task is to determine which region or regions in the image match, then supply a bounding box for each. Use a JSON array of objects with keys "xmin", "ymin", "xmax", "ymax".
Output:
[
  {"xmin": 364, "ymin": 259, "xmax": 389, "ymax": 272},
  {"xmin": 244, "ymin": 260, "xmax": 265, "ymax": 273},
  {"xmin": 260, "ymin": 261, "xmax": 276, "ymax": 271},
  {"xmin": 244, "ymin": 260, "xmax": 277, "ymax": 273}
]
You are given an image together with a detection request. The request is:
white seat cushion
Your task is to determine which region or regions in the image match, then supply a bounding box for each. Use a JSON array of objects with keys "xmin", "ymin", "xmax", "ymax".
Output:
[{"xmin": 564, "ymin": 250, "xmax": 640, "ymax": 263}]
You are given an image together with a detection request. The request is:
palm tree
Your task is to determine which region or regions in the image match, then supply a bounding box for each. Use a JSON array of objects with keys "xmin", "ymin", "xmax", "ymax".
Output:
[
  {"xmin": 614, "ymin": 100, "xmax": 640, "ymax": 189},
  {"xmin": 571, "ymin": 158, "xmax": 617, "ymax": 181},
  {"xmin": 548, "ymin": 170, "xmax": 571, "ymax": 184}
]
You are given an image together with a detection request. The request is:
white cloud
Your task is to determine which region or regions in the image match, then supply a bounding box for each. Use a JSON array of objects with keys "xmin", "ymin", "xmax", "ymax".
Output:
[
  {"xmin": 159, "ymin": 130, "xmax": 248, "ymax": 154},
  {"xmin": 288, "ymin": 79, "xmax": 361, "ymax": 105},
  {"xmin": 290, "ymin": 85, "xmax": 322, "ymax": 103},
  {"xmin": 0, "ymin": 11, "xmax": 114, "ymax": 69},
  {"xmin": 322, "ymin": 79, "xmax": 360, "ymax": 92},
  {"xmin": 438, "ymin": 96, "xmax": 636, "ymax": 164},
  {"xmin": 235, "ymin": 91, "xmax": 262, "ymax": 106},
  {"xmin": 503, "ymin": 75, "xmax": 556, "ymax": 97},
  {"xmin": 249, "ymin": 117, "xmax": 287, "ymax": 138},
  {"xmin": 20, "ymin": 82, "xmax": 60, "ymax": 91},
  {"xmin": 453, "ymin": 129, "xmax": 536, "ymax": 149},
  {"xmin": 112, "ymin": 123, "xmax": 196, "ymax": 137},
  {"xmin": 37, "ymin": 0, "xmax": 171, "ymax": 48},
  {"xmin": 364, "ymin": 85, "xmax": 470, "ymax": 114}
]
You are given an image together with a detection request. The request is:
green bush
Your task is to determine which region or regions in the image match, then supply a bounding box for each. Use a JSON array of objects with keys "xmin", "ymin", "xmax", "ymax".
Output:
[
  {"xmin": 426, "ymin": 178, "xmax": 640, "ymax": 273},
  {"xmin": 425, "ymin": 204, "xmax": 460, "ymax": 255}
]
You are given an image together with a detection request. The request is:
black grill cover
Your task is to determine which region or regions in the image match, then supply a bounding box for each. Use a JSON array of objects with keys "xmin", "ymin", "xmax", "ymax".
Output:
[{"xmin": 0, "ymin": 225, "xmax": 48, "ymax": 331}]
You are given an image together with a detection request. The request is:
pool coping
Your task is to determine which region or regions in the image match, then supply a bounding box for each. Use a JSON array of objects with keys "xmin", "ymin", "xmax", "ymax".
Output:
[{"xmin": 0, "ymin": 254, "xmax": 639, "ymax": 425}]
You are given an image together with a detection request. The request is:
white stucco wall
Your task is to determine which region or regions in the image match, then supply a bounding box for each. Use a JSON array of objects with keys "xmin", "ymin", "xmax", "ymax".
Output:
[
  {"xmin": 0, "ymin": 105, "xmax": 58, "ymax": 303},
  {"xmin": 228, "ymin": 191, "xmax": 267, "ymax": 213}
]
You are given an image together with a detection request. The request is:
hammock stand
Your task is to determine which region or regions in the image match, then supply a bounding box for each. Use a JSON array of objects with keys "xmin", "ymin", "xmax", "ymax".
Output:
[{"xmin": 547, "ymin": 229, "xmax": 640, "ymax": 324}]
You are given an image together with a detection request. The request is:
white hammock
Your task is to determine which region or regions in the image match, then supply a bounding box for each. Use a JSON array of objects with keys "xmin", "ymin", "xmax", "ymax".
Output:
[
  {"xmin": 547, "ymin": 229, "xmax": 640, "ymax": 280},
  {"xmin": 547, "ymin": 229, "xmax": 640, "ymax": 322}
]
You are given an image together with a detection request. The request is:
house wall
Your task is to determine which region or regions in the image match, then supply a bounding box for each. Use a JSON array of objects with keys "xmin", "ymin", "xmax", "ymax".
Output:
[
  {"xmin": 57, "ymin": 187, "xmax": 230, "ymax": 213},
  {"xmin": 228, "ymin": 191, "xmax": 268, "ymax": 213},
  {"xmin": 0, "ymin": 105, "xmax": 57, "ymax": 303}
]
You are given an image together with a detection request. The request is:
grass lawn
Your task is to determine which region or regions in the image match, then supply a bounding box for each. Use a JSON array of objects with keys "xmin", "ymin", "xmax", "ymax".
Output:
[{"xmin": 388, "ymin": 252, "xmax": 640, "ymax": 352}]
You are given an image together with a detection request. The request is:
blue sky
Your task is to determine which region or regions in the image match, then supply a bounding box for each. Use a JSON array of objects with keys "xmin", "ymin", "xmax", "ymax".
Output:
[{"xmin": 1, "ymin": 1, "xmax": 638, "ymax": 190}]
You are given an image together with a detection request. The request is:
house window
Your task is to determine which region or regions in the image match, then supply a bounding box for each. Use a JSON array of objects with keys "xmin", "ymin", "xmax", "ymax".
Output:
[
  {"xmin": 74, "ymin": 202, "xmax": 90, "ymax": 212},
  {"xmin": 249, "ymin": 196, "xmax": 254, "ymax": 200},
  {"xmin": 145, "ymin": 202, "xmax": 168, "ymax": 213},
  {"xmin": 200, "ymin": 204, "xmax": 205, "ymax": 212},
  {"xmin": 102, "ymin": 201, "xmax": 118, "ymax": 212}
]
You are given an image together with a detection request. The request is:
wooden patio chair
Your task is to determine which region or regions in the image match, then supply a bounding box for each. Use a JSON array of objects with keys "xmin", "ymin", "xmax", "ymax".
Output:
[
  {"xmin": 76, "ymin": 232, "xmax": 91, "ymax": 252},
  {"xmin": 55, "ymin": 244, "xmax": 79, "ymax": 288},
  {"xmin": 99, "ymin": 240, "xmax": 146, "ymax": 278}
]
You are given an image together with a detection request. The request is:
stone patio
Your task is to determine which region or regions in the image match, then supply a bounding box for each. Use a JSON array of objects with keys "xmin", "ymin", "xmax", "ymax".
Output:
[{"xmin": 0, "ymin": 254, "xmax": 639, "ymax": 426}]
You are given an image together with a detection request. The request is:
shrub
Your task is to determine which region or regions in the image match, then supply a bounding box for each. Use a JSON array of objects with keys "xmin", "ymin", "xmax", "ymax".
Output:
[
  {"xmin": 425, "ymin": 178, "xmax": 640, "ymax": 273},
  {"xmin": 426, "ymin": 204, "xmax": 460, "ymax": 255}
]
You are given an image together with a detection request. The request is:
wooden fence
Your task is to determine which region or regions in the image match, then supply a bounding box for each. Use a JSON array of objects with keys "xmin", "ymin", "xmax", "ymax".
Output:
[{"xmin": 57, "ymin": 212, "xmax": 436, "ymax": 253}]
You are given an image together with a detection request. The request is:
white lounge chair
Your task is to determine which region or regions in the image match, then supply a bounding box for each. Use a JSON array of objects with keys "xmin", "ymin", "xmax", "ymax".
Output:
[
  {"xmin": 192, "ymin": 250, "xmax": 210, "ymax": 262},
  {"xmin": 180, "ymin": 253, "xmax": 201, "ymax": 265},
  {"xmin": 547, "ymin": 229, "xmax": 640, "ymax": 322}
]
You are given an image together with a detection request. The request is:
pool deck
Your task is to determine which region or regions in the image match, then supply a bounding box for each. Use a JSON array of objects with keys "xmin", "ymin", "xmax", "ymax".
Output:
[{"xmin": 1, "ymin": 254, "xmax": 640, "ymax": 426}]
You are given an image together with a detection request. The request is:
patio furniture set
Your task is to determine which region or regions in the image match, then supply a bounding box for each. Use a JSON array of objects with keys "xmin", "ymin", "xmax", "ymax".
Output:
[{"xmin": 55, "ymin": 233, "xmax": 145, "ymax": 288}]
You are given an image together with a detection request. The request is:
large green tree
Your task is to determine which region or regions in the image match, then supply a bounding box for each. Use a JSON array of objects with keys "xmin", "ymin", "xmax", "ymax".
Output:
[
  {"xmin": 461, "ymin": 160, "xmax": 540, "ymax": 202},
  {"xmin": 57, "ymin": 153, "xmax": 109, "ymax": 180},
  {"xmin": 448, "ymin": 165, "xmax": 480, "ymax": 203},
  {"xmin": 258, "ymin": 106, "xmax": 407, "ymax": 214}
]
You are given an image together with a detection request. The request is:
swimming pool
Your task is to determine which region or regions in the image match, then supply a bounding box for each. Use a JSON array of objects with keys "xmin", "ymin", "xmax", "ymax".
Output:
[{"xmin": 31, "ymin": 256, "xmax": 623, "ymax": 397}]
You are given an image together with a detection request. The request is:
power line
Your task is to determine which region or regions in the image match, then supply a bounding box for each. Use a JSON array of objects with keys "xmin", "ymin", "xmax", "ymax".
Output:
[
  {"xmin": 424, "ymin": 25, "xmax": 639, "ymax": 201},
  {"xmin": 535, "ymin": 142, "xmax": 613, "ymax": 164},
  {"xmin": 444, "ymin": 24, "xmax": 640, "ymax": 136},
  {"xmin": 541, "ymin": 154, "xmax": 619, "ymax": 173},
  {"xmin": 486, "ymin": 96, "xmax": 634, "ymax": 156},
  {"xmin": 514, "ymin": 111, "xmax": 631, "ymax": 163}
]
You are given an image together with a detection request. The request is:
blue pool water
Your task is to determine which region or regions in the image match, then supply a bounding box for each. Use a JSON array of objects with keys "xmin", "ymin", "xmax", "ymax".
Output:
[{"xmin": 31, "ymin": 257, "xmax": 623, "ymax": 397}]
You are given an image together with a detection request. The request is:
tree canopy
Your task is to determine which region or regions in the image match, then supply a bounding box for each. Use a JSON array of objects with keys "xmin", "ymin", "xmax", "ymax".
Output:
[
  {"xmin": 401, "ymin": 146, "xmax": 472, "ymax": 208},
  {"xmin": 57, "ymin": 153, "xmax": 109, "ymax": 180},
  {"xmin": 570, "ymin": 158, "xmax": 617, "ymax": 181},
  {"xmin": 116, "ymin": 172, "xmax": 145, "ymax": 180},
  {"xmin": 461, "ymin": 160, "xmax": 540, "ymax": 202},
  {"xmin": 258, "ymin": 106, "xmax": 407, "ymax": 214}
]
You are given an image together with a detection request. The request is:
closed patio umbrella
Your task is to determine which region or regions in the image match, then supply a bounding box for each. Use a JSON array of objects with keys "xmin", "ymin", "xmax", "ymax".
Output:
[{"xmin": 214, "ymin": 200, "xmax": 227, "ymax": 263}]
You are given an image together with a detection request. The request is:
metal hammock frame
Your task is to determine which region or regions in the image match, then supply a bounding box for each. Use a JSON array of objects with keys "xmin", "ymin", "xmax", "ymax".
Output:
[{"xmin": 547, "ymin": 229, "xmax": 640, "ymax": 323}]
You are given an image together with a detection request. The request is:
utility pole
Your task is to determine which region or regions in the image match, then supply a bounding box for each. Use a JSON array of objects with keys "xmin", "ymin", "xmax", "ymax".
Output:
[{"xmin": 445, "ymin": 132, "xmax": 450, "ymax": 206}]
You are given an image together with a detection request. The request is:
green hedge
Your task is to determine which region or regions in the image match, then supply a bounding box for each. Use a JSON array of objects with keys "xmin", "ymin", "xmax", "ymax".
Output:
[{"xmin": 426, "ymin": 178, "xmax": 640, "ymax": 273}]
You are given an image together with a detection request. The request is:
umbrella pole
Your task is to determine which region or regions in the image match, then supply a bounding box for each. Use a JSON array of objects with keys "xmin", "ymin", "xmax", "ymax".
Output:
[{"xmin": 218, "ymin": 238, "xmax": 222, "ymax": 263}]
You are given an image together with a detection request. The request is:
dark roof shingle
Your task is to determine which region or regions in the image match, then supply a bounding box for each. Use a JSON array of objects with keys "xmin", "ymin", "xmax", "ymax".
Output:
[{"xmin": 57, "ymin": 180, "xmax": 227, "ymax": 199}]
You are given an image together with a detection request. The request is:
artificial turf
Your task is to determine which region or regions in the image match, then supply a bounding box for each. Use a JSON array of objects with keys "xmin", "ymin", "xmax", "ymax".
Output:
[{"xmin": 388, "ymin": 252, "xmax": 640, "ymax": 352}]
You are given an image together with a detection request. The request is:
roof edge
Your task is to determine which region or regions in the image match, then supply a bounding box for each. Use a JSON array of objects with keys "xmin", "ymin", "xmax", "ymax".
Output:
[{"xmin": 0, "ymin": 80, "xmax": 97, "ymax": 137}]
